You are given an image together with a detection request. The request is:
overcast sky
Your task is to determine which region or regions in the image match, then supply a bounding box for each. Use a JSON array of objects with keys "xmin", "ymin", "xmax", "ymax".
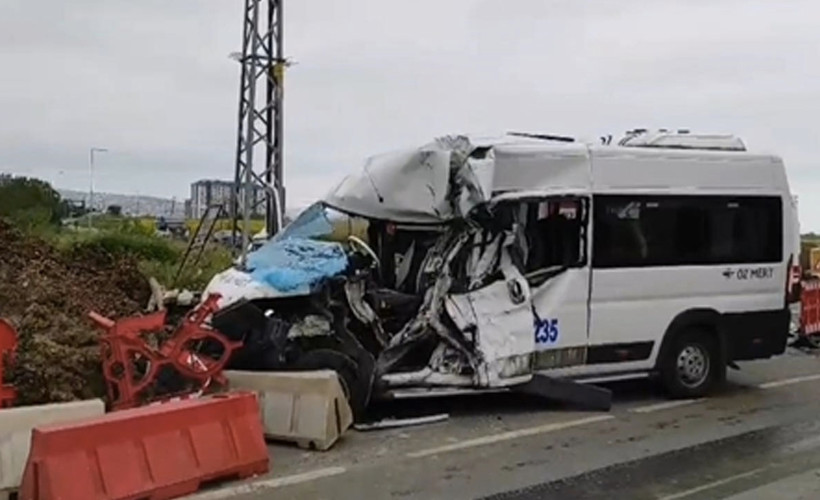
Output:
[{"xmin": 1, "ymin": 0, "xmax": 819, "ymax": 227}]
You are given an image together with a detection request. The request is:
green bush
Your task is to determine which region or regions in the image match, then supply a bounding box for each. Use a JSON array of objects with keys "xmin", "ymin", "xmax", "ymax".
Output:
[
  {"xmin": 86, "ymin": 215, "xmax": 156, "ymax": 237},
  {"xmin": 0, "ymin": 176, "xmax": 64, "ymax": 228},
  {"xmin": 70, "ymin": 232, "xmax": 179, "ymax": 263},
  {"xmin": 6, "ymin": 206, "xmax": 54, "ymax": 232},
  {"xmin": 59, "ymin": 231, "xmax": 233, "ymax": 290}
]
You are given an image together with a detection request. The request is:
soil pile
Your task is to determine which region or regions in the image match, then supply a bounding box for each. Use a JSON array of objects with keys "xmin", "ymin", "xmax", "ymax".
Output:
[{"xmin": 0, "ymin": 220, "xmax": 151, "ymax": 405}]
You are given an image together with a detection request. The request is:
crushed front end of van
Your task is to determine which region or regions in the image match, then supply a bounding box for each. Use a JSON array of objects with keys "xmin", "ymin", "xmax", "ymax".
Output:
[{"xmin": 204, "ymin": 134, "xmax": 587, "ymax": 418}]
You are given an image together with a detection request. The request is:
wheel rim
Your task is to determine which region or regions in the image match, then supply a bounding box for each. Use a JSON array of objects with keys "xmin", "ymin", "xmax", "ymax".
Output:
[{"xmin": 676, "ymin": 344, "xmax": 710, "ymax": 388}]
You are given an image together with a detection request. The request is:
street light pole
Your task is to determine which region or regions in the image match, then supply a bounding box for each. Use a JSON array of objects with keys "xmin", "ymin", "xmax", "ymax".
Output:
[{"xmin": 89, "ymin": 147, "xmax": 108, "ymax": 228}]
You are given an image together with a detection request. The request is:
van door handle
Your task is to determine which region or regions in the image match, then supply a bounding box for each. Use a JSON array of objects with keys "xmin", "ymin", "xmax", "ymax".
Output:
[{"xmin": 507, "ymin": 279, "xmax": 526, "ymax": 305}]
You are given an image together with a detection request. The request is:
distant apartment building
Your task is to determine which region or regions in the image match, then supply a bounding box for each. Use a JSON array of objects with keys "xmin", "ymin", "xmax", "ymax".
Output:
[{"xmin": 188, "ymin": 179, "xmax": 265, "ymax": 219}]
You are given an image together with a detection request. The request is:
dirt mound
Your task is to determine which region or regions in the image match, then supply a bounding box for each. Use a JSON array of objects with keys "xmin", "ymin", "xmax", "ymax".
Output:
[{"xmin": 0, "ymin": 220, "xmax": 151, "ymax": 405}]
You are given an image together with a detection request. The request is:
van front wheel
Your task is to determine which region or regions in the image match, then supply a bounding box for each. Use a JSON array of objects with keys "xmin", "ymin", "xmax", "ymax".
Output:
[{"xmin": 660, "ymin": 329, "xmax": 724, "ymax": 398}]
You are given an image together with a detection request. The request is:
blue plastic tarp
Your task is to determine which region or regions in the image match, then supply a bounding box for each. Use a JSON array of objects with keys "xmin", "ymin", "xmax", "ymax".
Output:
[
  {"xmin": 275, "ymin": 202, "xmax": 334, "ymax": 241},
  {"xmin": 247, "ymin": 237, "xmax": 348, "ymax": 294}
]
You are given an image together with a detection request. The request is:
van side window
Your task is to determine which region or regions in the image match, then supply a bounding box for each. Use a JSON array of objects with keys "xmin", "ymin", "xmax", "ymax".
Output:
[
  {"xmin": 593, "ymin": 195, "xmax": 782, "ymax": 268},
  {"xmin": 524, "ymin": 199, "xmax": 579, "ymax": 271},
  {"xmin": 491, "ymin": 198, "xmax": 587, "ymax": 282}
]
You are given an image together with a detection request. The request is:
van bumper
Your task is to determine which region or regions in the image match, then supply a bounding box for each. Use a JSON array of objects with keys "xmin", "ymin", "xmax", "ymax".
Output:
[{"xmin": 722, "ymin": 308, "xmax": 790, "ymax": 361}]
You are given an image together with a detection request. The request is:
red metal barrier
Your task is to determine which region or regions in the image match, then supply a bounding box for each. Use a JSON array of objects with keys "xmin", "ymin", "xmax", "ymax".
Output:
[
  {"xmin": 89, "ymin": 293, "xmax": 242, "ymax": 410},
  {"xmin": 20, "ymin": 391, "xmax": 269, "ymax": 500},
  {"xmin": 801, "ymin": 280, "xmax": 820, "ymax": 335},
  {"xmin": 0, "ymin": 318, "xmax": 17, "ymax": 408}
]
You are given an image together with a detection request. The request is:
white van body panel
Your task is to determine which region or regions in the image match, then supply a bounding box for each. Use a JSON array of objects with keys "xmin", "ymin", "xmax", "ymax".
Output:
[
  {"xmin": 570, "ymin": 149, "xmax": 792, "ymax": 377},
  {"xmin": 588, "ymin": 265, "xmax": 785, "ymax": 369},
  {"xmin": 321, "ymin": 132, "xmax": 797, "ymax": 388},
  {"xmin": 590, "ymin": 147, "xmax": 784, "ymax": 193},
  {"xmin": 475, "ymin": 140, "xmax": 794, "ymax": 382}
]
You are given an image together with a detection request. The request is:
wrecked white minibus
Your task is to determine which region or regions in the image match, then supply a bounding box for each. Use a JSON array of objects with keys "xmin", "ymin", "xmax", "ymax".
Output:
[{"xmin": 205, "ymin": 130, "xmax": 800, "ymax": 419}]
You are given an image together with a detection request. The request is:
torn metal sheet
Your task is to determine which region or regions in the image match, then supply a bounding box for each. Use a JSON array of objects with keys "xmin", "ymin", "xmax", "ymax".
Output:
[
  {"xmin": 353, "ymin": 413, "xmax": 449, "ymax": 431},
  {"xmin": 383, "ymin": 387, "xmax": 508, "ymax": 399},
  {"xmin": 464, "ymin": 232, "xmax": 503, "ymax": 290},
  {"xmin": 455, "ymin": 155, "xmax": 495, "ymax": 217},
  {"xmin": 380, "ymin": 368, "xmax": 474, "ymax": 388},
  {"xmin": 345, "ymin": 279, "xmax": 389, "ymax": 347},
  {"xmin": 376, "ymin": 229, "xmax": 480, "ymax": 377}
]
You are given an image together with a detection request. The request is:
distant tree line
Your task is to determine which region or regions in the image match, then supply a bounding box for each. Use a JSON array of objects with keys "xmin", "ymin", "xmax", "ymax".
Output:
[{"xmin": 0, "ymin": 174, "xmax": 69, "ymax": 228}]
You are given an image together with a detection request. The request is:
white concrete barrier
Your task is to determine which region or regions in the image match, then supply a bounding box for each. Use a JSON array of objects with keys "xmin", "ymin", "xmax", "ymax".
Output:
[
  {"xmin": 0, "ymin": 399, "xmax": 105, "ymax": 494},
  {"xmin": 224, "ymin": 370, "xmax": 353, "ymax": 451}
]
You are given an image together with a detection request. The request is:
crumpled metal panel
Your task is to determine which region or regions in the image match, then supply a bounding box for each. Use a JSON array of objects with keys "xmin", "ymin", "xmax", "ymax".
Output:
[
  {"xmin": 324, "ymin": 148, "xmax": 453, "ymax": 224},
  {"xmin": 323, "ymin": 134, "xmax": 591, "ymax": 224},
  {"xmin": 445, "ymin": 251, "xmax": 535, "ymax": 386}
]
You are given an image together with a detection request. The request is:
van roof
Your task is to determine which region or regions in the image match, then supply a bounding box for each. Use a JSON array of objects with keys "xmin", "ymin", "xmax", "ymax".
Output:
[
  {"xmin": 490, "ymin": 138, "xmax": 785, "ymax": 196},
  {"xmin": 323, "ymin": 133, "xmax": 788, "ymax": 224}
]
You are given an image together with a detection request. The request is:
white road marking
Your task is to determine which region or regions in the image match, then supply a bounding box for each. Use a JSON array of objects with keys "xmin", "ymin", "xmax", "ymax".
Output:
[
  {"xmin": 185, "ymin": 467, "xmax": 347, "ymax": 499},
  {"xmin": 781, "ymin": 434, "xmax": 820, "ymax": 455},
  {"xmin": 405, "ymin": 414, "xmax": 614, "ymax": 459},
  {"xmin": 187, "ymin": 374, "xmax": 819, "ymax": 498},
  {"xmin": 658, "ymin": 467, "xmax": 766, "ymax": 500},
  {"xmin": 629, "ymin": 398, "xmax": 705, "ymax": 414},
  {"xmin": 758, "ymin": 374, "xmax": 820, "ymax": 389}
]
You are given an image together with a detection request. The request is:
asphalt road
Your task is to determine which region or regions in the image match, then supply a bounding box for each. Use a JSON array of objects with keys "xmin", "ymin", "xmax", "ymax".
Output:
[{"xmin": 190, "ymin": 347, "xmax": 820, "ymax": 500}]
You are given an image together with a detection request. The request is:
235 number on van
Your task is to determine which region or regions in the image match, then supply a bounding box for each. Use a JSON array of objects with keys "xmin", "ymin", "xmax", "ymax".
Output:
[{"xmin": 534, "ymin": 318, "xmax": 559, "ymax": 345}]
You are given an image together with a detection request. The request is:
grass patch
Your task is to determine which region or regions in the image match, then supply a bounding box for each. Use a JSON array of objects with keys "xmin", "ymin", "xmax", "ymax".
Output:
[
  {"xmin": 41, "ymin": 220, "xmax": 234, "ymax": 290},
  {"xmin": 139, "ymin": 243, "xmax": 234, "ymax": 290},
  {"xmin": 71, "ymin": 232, "xmax": 179, "ymax": 263}
]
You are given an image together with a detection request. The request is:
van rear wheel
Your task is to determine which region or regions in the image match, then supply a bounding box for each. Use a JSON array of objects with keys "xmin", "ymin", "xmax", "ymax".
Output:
[{"xmin": 660, "ymin": 328, "xmax": 723, "ymax": 399}]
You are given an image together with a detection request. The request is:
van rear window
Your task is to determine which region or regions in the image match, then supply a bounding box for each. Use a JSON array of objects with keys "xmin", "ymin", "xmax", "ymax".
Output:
[{"xmin": 592, "ymin": 195, "xmax": 782, "ymax": 268}]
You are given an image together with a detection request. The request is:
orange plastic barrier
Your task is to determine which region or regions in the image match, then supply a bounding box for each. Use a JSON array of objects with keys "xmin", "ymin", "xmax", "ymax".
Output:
[
  {"xmin": 0, "ymin": 318, "xmax": 17, "ymax": 407},
  {"xmin": 21, "ymin": 392, "xmax": 269, "ymax": 500},
  {"xmin": 801, "ymin": 280, "xmax": 820, "ymax": 335}
]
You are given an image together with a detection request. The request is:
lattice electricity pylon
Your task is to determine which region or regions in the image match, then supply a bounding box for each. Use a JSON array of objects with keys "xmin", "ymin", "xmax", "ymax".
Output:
[{"xmin": 231, "ymin": 0, "xmax": 288, "ymax": 266}]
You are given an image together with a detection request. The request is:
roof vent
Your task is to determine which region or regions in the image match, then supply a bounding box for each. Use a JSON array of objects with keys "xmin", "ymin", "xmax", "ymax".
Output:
[{"xmin": 618, "ymin": 129, "xmax": 746, "ymax": 151}]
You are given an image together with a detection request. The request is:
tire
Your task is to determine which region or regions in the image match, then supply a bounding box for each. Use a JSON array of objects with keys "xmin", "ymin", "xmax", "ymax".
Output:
[
  {"xmin": 660, "ymin": 328, "xmax": 725, "ymax": 399},
  {"xmin": 292, "ymin": 349, "xmax": 370, "ymax": 421}
]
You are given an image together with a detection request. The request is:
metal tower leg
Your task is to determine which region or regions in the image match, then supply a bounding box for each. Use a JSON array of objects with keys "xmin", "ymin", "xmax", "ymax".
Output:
[{"xmin": 232, "ymin": 0, "xmax": 285, "ymax": 266}]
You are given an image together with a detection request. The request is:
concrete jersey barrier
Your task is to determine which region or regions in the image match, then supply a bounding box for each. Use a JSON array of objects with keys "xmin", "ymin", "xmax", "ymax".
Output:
[
  {"xmin": 0, "ymin": 399, "xmax": 105, "ymax": 493},
  {"xmin": 224, "ymin": 370, "xmax": 353, "ymax": 451}
]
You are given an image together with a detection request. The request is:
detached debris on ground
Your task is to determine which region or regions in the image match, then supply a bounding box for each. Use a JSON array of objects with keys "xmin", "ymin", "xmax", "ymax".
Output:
[{"xmin": 0, "ymin": 220, "xmax": 151, "ymax": 405}]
